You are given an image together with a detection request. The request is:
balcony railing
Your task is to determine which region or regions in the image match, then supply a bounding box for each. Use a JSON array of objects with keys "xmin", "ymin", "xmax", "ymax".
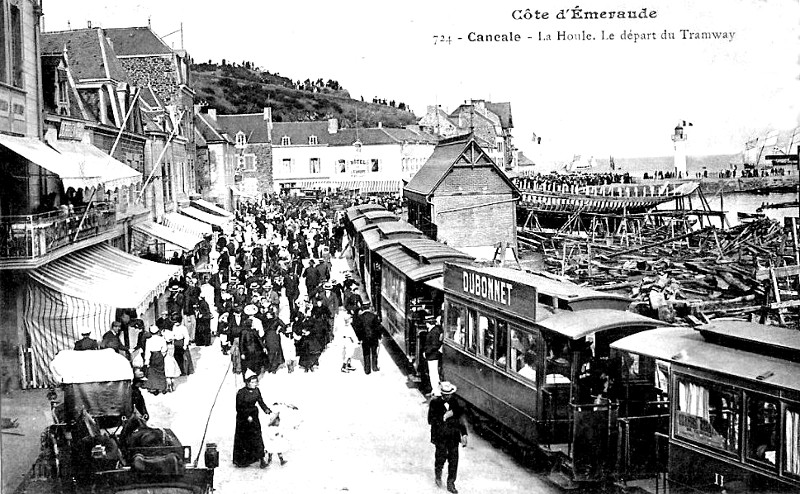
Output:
[{"xmin": 0, "ymin": 203, "xmax": 117, "ymax": 260}]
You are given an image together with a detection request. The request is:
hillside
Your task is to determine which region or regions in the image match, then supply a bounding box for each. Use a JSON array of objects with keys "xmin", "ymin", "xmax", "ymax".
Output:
[{"xmin": 191, "ymin": 62, "xmax": 418, "ymax": 128}]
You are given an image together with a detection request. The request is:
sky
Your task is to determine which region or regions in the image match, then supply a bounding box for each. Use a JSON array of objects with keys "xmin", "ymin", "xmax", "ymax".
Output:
[{"xmin": 41, "ymin": 0, "xmax": 799, "ymax": 165}]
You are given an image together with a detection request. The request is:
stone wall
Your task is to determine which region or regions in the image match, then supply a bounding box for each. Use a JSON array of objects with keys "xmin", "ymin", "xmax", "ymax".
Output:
[
  {"xmin": 240, "ymin": 142, "xmax": 273, "ymax": 195},
  {"xmin": 119, "ymin": 55, "xmax": 179, "ymax": 105}
]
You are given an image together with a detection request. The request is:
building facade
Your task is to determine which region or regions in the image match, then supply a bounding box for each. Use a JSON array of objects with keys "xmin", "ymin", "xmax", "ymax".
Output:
[
  {"xmin": 194, "ymin": 108, "xmax": 236, "ymax": 209},
  {"xmin": 271, "ymin": 118, "xmax": 437, "ymax": 193},
  {"xmin": 419, "ymin": 99, "xmax": 516, "ymax": 172},
  {"xmin": 215, "ymin": 108, "xmax": 273, "ymax": 198}
]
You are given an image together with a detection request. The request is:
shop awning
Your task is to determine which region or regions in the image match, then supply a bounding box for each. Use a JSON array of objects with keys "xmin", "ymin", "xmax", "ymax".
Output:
[
  {"xmin": 28, "ymin": 243, "xmax": 181, "ymax": 316},
  {"xmin": 299, "ymin": 180, "xmax": 402, "ymax": 194},
  {"xmin": 132, "ymin": 221, "xmax": 201, "ymax": 251},
  {"xmin": 180, "ymin": 206, "xmax": 233, "ymax": 232},
  {"xmin": 190, "ymin": 198, "xmax": 233, "ymax": 218},
  {"xmin": 163, "ymin": 212, "xmax": 212, "ymax": 237},
  {"xmin": 47, "ymin": 139, "xmax": 142, "ymax": 190}
]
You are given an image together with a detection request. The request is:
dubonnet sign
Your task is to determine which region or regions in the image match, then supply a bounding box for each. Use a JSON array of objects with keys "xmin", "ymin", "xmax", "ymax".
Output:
[{"xmin": 443, "ymin": 263, "xmax": 537, "ymax": 322}]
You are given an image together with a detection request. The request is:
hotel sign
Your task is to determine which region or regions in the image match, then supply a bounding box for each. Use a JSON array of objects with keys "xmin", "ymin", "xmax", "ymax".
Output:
[{"xmin": 443, "ymin": 263, "xmax": 537, "ymax": 322}]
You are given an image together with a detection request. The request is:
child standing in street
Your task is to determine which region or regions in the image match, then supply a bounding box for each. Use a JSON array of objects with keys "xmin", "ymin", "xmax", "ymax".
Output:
[{"xmin": 263, "ymin": 403, "xmax": 301, "ymax": 466}]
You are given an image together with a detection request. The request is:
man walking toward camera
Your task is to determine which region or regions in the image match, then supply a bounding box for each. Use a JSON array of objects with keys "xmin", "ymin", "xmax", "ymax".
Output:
[{"xmin": 427, "ymin": 382, "xmax": 468, "ymax": 493}]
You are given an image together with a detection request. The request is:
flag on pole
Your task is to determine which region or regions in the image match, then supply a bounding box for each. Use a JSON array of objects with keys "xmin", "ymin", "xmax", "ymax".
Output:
[
  {"xmin": 532, "ymin": 132, "xmax": 541, "ymax": 144},
  {"xmin": 763, "ymin": 130, "xmax": 779, "ymax": 147},
  {"xmin": 745, "ymin": 138, "xmax": 758, "ymax": 150},
  {"xmin": 682, "ymin": 121, "xmax": 693, "ymax": 127}
]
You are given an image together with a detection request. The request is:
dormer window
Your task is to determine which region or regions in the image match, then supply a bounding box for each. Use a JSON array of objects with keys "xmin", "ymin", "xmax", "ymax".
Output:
[
  {"xmin": 235, "ymin": 131, "xmax": 247, "ymax": 147},
  {"xmin": 281, "ymin": 136, "xmax": 291, "ymax": 146},
  {"xmin": 308, "ymin": 135, "xmax": 318, "ymax": 145},
  {"xmin": 353, "ymin": 140, "xmax": 362, "ymax": 152}
]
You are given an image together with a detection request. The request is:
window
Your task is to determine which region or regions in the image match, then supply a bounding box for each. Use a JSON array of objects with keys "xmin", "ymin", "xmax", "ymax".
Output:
[
  {"xmin": 281, "ymin": 158, "xmax": 292, "ymax": 174},
  {"xmin": 545, "ymin": 334, "xmax": 572, "ymax": 384},
  {"xmin": 371, "ymin": 159, "xmax": 380, "ymax": 172},
  {"xmin": 466, "ymin": 309, "xmax": 478, "ymax": 353},
  {"xmin": 243, "ymin": 154, "xmax": 256, "ymax": 171},
  {"xmin": 280, "ymin": 136, "xmax": 291, "ymax": 146},
  {"xmin": 497, "ymin": 141, "xmax": 504, "ymax": 154},
  {"xmin": 308, "ymin": 135, "xmax": 318, "ymax": 145},
  {"xmin": 510, "ymin": 328, "xmax": 537, "ymax": 383},
  {"xmin": 10, "ymin": 2, "xmax": 22, "ymax": 88},
  {"xmin": 478, "ymin": 315, "xmax": 493, "ymax": 360},
  {"xmin": 235, "ymin": 132, "xmax": 246, "ymax": 147},
  {"xmin": 337, "ymin": 159, "xmax": 346, "ymax": 173},
  {"xmin": 746, "ymin": 395, "xmax": 778, "ymax": 467},
  {"xmin": 445, "ymin": 303, "xmax": 466, "ymax": 347},
  {"xmin": 495, "ymin": 320, "xmax": 508, "ymax": 368},
  {"xmin": 785, "ymin": 407, "xmax": 800, "ymax": 477},
  {"xmin": 675, "ymin": 378, "xmax": 740, "ymax": 454},
  {"xmin": 309, "ymin": 158, "xmax": 320, "ymax": 174}
]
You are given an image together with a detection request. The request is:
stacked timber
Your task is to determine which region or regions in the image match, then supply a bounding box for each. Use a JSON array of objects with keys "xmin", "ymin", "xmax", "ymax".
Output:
[{"xmin": 534, "ymin": 218, "xmax": 799, "ymax": 326}]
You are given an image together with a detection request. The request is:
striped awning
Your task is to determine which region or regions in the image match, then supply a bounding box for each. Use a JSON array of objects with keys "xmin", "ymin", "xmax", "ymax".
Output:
[
  {"xmin": 163, "ymin": 212, "xmax": 212, "ymax": 237},
  {"xmin": 28, "ymin": 244, "xmax": 182, "ymax": 315},
  {"xmin": 180, "ymin": 206, "xmax": 233, "ymax": 233},
  {"xmin": 132, "ymin": 221, "xmax": 201, "ymax": 251},
  {"xmin": 190, "ymin": 198, "xmax": 234, "ymax": 218},
  {"xmin": 0, "ymin": 134, "xmax": 141, "ymax": 191},
  {"xmin": 298, "ymin": 180, "xmax": 402, "ymax": 194}
]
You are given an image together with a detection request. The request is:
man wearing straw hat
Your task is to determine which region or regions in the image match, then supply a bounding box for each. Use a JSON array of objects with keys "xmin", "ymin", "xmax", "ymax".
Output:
[{"xmin": 427, "ymin": 382, "xmax": 468, "ymax": 494}]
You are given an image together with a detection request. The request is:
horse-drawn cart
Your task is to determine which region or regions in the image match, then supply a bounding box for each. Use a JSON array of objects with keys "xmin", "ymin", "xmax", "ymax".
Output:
[{"xmin": 31, "ymin": 349, "xmax": 215, "ymax": 493}]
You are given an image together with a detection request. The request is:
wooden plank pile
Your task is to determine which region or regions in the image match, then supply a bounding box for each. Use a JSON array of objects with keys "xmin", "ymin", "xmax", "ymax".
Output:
[{"xmin": 537, "ymin": 218, "xmax": 799, "ymax": 326}]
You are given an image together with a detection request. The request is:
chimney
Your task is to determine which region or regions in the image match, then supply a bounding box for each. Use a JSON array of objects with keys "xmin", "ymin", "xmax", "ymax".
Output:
[
  {"xmin": 207, "ymin": 108, "xmax": 217, "ymax": 120},
  {"xmin": 264, "ymin": 107, "xmax": 273, "ymax": 141},
  {"xmin": 377, "ymin": 122, "xmax": 382, "ymax": 129},
  {"xmin": 328, "ymin": 118, "xmax": 338, "ymax": 134}
]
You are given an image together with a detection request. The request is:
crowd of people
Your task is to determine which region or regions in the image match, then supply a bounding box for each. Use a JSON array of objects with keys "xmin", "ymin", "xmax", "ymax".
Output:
[
  {"xmin": 514, "ymin": 172, "xmax": 633, "ymax": 191},
  {"xmin": 68, "ymin": 191, "xmax": 469, "ymax": 492}
]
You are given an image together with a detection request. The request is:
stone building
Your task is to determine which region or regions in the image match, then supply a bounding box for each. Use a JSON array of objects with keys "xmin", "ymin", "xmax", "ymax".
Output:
[
  {"xmin": 105, "ymin": 27, "xmax": 198, "ymax": 214},
  {"xmin": 418, "ymin": 99, "xmax": 516, "ymax": 172},
  {"xmin": 403, "ymin": 133, "xmax": 519, "ymax": 258},
  {"xmin": 215, "ymin": 108, "xmax": 274, "ymax": 198}
]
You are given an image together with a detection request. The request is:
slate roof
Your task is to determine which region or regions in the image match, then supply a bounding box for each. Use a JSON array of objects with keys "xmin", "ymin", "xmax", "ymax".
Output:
[
  {"xmin": 216, "ymin": 114, "xmax": 273, "ymax": 144},
  {"xmin": 404, "ymin": 134, "xmax": 473, "ymax": 196},
  {"xmin": 195, "ymin": 113, "xmax": 232, "ymax": 144},
  {"xmin": 104, "ymin": 27, "xmax": 173, "ymax": 56},
  {"xmin": 269, "ymin": 121, "xmax": 438, "ymax": 147},
  {"xmin": 42, "ymin": 28, "xmax": 129, "ymax": 83},
  {"xmin": 485, "ymin": 102, "xmax": 513, "ymax": 129},
  {"xmin": 271, "ymin": 121, "xmax": 331, "ymax": 145},
  {"xmin": 404, "ymin": 134, "xmax": 518, "ymax": 198},
  {"xmin": 518, "ymin": 152, "xmax": 535, "ymax": 167}
]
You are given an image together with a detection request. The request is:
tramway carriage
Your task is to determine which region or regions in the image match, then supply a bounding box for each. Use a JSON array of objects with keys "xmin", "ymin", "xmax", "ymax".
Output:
[
  {"xmin": 439, "ymin": 262, "xmax": 669, "ymax": 486},
  {"xmin": 611, "ymin": 321, "xmax": 800, "ymax": 493},
  {"xmin": 32, "ymin": 349, "xmax": 216, "ymax": 494}
]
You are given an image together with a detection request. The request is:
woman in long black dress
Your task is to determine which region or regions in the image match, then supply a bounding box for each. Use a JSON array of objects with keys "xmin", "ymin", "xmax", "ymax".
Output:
[
  {"xmin": 195, "ymin": 297, "xmax": 212, "ymax": 346},
  {"xmin": 233, "ymin": 370, "xmax": 272, "ymax": 468},
  {"xmin": 262, "ymin": 310, "xmax": 287, "ymax": 373}
]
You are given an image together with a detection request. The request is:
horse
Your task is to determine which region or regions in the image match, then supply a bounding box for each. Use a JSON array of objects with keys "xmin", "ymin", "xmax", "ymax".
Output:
[{"xmin": 119, "ymin": 412, "xmax": 185, "ymax": 474}]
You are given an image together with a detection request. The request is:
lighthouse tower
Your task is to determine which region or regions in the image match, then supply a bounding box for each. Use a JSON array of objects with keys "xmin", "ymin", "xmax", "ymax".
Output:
[{"xmin": 672, "ymin": 123, "xmax": 687, "ymax": 178}]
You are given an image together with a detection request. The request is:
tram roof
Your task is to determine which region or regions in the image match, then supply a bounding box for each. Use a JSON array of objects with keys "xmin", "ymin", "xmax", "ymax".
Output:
[
  {"xmin": 697, "ymin": 320, "xmax": 800, "ymax": 356},
  {"xmin": 345, "ymin": 203, "xmax": 386, "ymax": 221},
  {"xmin": 380, "ymin": 239, "xmax": 474, "ymax": 282},
  {"xmin": 352, "ymin": 214, "xmax": 398, "ymax": 233},
  {"xmin": 611, "ymin": 327, "xmax": 800, "ymax": 392},
  {"xmin": 361, "ymin": 225, "xmax": 425, "ymax": 251},
  {"xmin": 537, "ymin": 309, "xmax": 668, "ymax": 339},
  {"xmin": 455, "ymin": 265, "xmax": 632, "ymax": 310}
]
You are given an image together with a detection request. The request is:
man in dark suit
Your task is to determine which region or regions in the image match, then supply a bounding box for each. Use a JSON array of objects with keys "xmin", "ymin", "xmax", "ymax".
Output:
[
  {"xmin": 303, "ymin": 260, "xmax": 320, "ymax": 300},
  {"xmin": 427, "ymin": 382, "xmax": 468, "ymax": 493},
  {"xmin": 353, "ymin": 303, "xmax": 382, "ymax": 374},
  {"xmin": 74, "ymin": 329, "xmax": 99, "ymax": 351},
  {"xmin": 100, "ymin": 321, "xmax": 128, "ymax": 358}
]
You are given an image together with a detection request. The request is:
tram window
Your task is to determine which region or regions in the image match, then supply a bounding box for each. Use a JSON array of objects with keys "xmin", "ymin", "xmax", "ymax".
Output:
[
  {"xmin": 478, "ymin": 315, "xmax": 494, "ymax": 360},
  {"xmin": 746, "ymin": 395, "xmax": 778, "ymax": 467},
  {"xmin": 495, "ymin": 321, "xmax": 508, "ymax": 368},
  {"xmin": 467, "ymin": 309, "xmax": 478, "ymax": 353},
  {"xmin": 445, "ymin": 303, "xmax": 466, "ymax": 347},
  {"xmin": 510, "ymin": 329, "xmax": 537, "ymax": 384},
  {"xmin": 783, "ymin": 407, "xmax": 800, "ymax": 476},
  {"xmin": 675, "ymin": 379, "xmax": 740, "ymax": 454},
  {"xmin": 545, "ymin": 335, "xmax": 572, "ymax": 385}
]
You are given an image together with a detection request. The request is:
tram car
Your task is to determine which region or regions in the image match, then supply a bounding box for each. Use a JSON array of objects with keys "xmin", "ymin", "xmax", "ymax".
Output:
[
  {"xmin": 438, "ymin": 262, "xmax": 670, "ymax": 486},
  {"xmin": 611, "ymin": 321, "xmax": 800, "ymax": 493},
  {"xmin": 31, "ymin": 349, "xmax": 216, "ymax": 493}
]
